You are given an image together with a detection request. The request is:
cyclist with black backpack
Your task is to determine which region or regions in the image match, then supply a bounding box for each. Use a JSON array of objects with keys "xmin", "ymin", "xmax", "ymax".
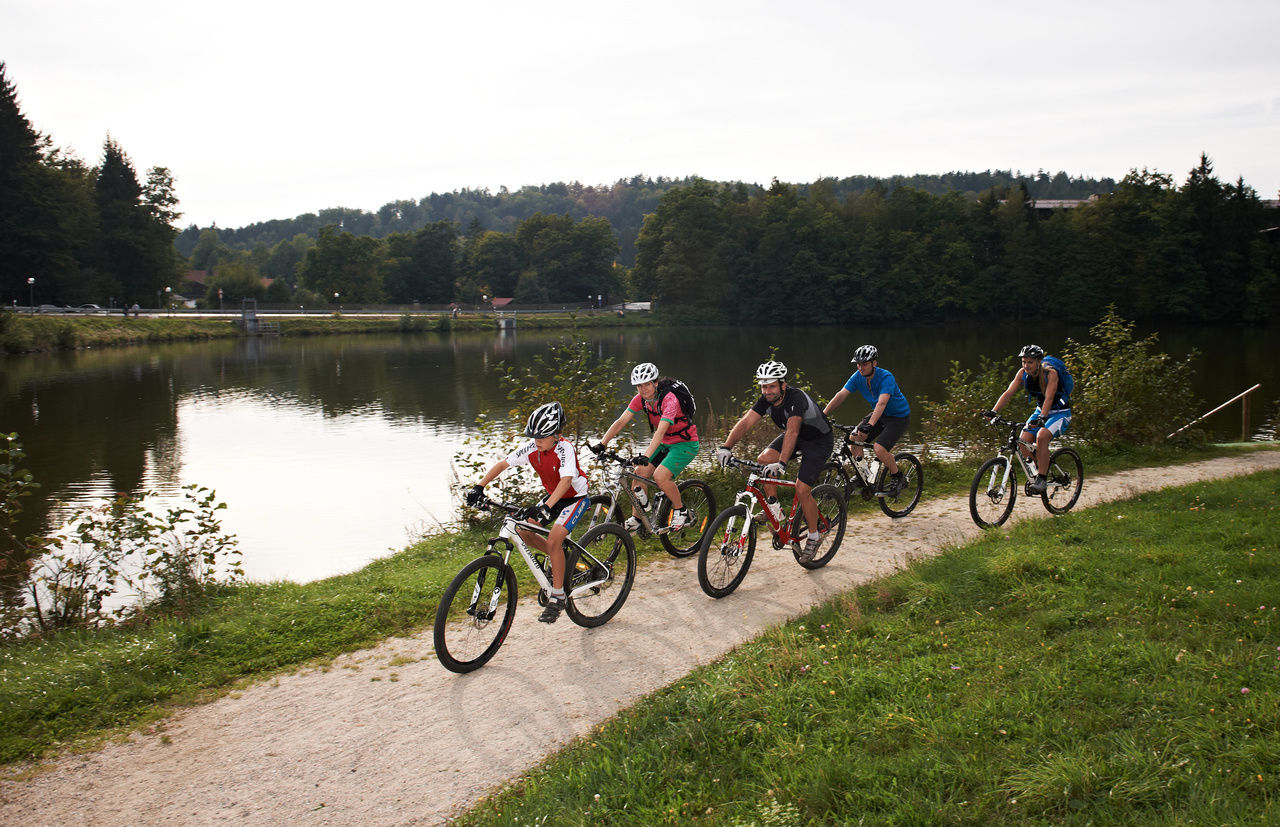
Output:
[
  {"xmin": 984, "ymin": 344, "xmax": 1074, "ymax": 495},
  {"xmin": 592, "ymin": 362, "xmax": 700, "ymax": 532}
]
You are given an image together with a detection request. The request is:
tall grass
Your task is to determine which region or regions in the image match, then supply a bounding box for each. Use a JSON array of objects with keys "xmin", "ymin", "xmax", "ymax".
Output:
[{"xmin": 457, "ymin": 469, "xmax": 1280, "ymax": 825}]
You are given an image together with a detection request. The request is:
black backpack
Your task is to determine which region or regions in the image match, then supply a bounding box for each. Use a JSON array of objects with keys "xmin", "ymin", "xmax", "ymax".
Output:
[{"xmin": 649, "ymin": 378, "xmax": 697, "ymax": 440}]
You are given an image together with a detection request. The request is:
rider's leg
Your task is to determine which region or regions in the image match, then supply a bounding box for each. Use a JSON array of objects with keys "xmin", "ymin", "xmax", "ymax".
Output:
[
  {"xmin": 757, "ymin": 445, "xmax": 782, "ymax": 501},
  {"xmin": 1035, "ymin": 427, "xmax": 1052, "ymax": 476},
  {"xmin": 872, "ymin": 441, "xmax": 899, "ymax": 475},
  {"xmin": 653, "ymin": 464, "xmax": 682, "ymax": 509},
  {"xmin": 796, "ymin": 479, "xmax": 819, "ymax": 532},
  {"xmin": 518, "ymin": 524, "xmax": 565, "ymax": 593},
  {"xmin": 631, "ymin": 463, "xmax": 656, "ymax": 515}
]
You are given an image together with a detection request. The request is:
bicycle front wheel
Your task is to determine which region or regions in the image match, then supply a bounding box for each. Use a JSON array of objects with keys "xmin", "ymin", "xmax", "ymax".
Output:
[
  {"xmin": 697, "ymin": 504, "xmax": 757, "ymax": 598},
  {"xmin": 433, "ymin": 555, "xmax": 518, "ymax": 673},
  {"xmin": 790, "ymin": 483, "xmax": 848, "ymax": 569},
  {"xmin": 969, "ymin": 456, "xmax": 1017, "ymax": 529},
  {"xmin": 657, "ymin": 479, "xmax": 716, "ymax": 558},
  {"xmin": 1042, "ymin": 447, "xmax": 1084, "ymax": 514},
  {"xmin": 564, "ymin": 523, "xmax": 636, "ymax": 628},
  {"xmin": 878, "ymin": 453, "xmax": 923, "ymax": 518}
]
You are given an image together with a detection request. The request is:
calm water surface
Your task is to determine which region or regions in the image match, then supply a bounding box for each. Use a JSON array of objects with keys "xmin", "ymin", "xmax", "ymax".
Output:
[{"xmin": 3, "ymin": 322, "xmax": 1275, "ymax": 583}]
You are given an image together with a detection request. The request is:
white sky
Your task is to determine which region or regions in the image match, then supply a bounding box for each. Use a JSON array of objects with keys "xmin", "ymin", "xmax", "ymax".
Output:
[{"xmin": 4, "ymin": 0, "xmax": 1278, "ymax": 229}]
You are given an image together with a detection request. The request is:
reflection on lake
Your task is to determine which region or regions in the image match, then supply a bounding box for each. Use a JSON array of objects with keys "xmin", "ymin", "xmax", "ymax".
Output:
[{"xmin": 3, "ymin": 322, "xmax": 1276, "ymax": 583}]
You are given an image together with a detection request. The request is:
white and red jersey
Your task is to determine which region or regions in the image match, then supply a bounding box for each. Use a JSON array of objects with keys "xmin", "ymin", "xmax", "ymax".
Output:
[{"xmin": 505, "ymin": 437, "xmax": 589, "ymax": 499}]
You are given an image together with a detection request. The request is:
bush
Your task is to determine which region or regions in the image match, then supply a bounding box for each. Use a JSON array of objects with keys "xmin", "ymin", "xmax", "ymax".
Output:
[
  {"xmin": 920, "ymin": 308, "xmax": 1205, "ymax": 456},
  {"xmin": 1060, "ymin": 307, "xmax": 1203, "ymax": 447},
  {"xmin": 920, "ymin": 356, "xmax": 1028, "ymax": 458},
  {"xmin": 1, "ymin": 436, "xmax": 244, "ymax": 640}
]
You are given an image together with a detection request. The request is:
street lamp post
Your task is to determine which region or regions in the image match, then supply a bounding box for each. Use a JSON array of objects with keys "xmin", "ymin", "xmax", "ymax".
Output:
[
  {"xmin": 334, "ymin": 292, "xmax": 340, "ymax": 313},
  {"xmin": 27, "ymin": 277, "xmax": 35, "ymax": 314},
  {"xmin": 165, "ymin": 286, "xmax": 172, "ymax": 317}
]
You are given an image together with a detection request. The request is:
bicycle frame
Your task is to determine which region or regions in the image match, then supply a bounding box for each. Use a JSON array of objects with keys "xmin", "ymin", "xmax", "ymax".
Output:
[
  {"xmin": 726, "ymin": 458, "xmax": 804, "ymax": 544},
  {"xmin": 481, "ymin": 506, "xmax": 609, "ymax": 603},
  {"xmin": 590, "ymin": 449, "xmax": 675, "ymax": 535},
  {"xmin": 829, "ymin": 423, "xmax": 886, "ymax": 491},
  {"xmin": 984, "ymin": 418, "xmax": 1043, "ymax": 491}
]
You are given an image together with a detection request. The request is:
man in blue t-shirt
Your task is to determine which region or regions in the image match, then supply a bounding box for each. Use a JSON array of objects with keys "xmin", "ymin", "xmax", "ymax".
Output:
[
  {"xmin": 824, "ymin": 344, "xmax": 912, "ymax": 495},
  {"xmin": 985, "ymin": 344, "xmax": 1073, "ymax": 494}
]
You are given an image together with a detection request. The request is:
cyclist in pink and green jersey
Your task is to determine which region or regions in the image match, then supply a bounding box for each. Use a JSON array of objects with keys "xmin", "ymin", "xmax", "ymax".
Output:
[{"xmin": 592, "ymin": 363, "xmax": 700, "ymax": 532}]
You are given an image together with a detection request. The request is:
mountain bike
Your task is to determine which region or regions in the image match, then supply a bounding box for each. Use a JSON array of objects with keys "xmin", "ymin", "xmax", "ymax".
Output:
[
  {"xmin": 696, "ymin": 456, "xmax": 847, "ymax": 598},
  {"xmin": 583, "ymin": 446, "xmax": 716, "ymax": 558},
  {"xmin": 433, "ymin": 497, "xmax": 636, "ymax": 673},
  {"xmin": 819, "ymin": 422, "xmax": 923, "ymax": 518},
  {"xmin": 968, "ymin": 413, "xmax": 1084, "ymax": 529}
]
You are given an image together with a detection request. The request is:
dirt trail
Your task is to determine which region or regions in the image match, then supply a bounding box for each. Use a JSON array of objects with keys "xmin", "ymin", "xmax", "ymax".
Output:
[{"xmin": 3, "ymin": 451, "xmax": 1278, "ymax": 826}]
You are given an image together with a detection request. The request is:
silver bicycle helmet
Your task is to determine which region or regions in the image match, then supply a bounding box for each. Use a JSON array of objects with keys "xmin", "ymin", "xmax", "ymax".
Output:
[
  {"xmin": 524, "ymin": 401, "xmax": 564, "ymax": 438},
  {"xmin": 1019, "ymin": 344, "xmax": 1045, "ymax": 359},
  {"xmin": 630, "ymin": 362, "xmax": 659, "ymax": 384},
  {"xmin": 851, "ymin": 344, "xmax": 878, "ymax": 364},
  {"xmin": 755, "ymin": 360, "xmax": 788, "ymax": 384}
]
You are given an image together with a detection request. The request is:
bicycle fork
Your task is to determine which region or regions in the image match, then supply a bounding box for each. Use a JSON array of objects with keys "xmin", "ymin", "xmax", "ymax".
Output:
[{"xmin": 469, "ymin": 543, "xmax": 511, "ymax": 621}]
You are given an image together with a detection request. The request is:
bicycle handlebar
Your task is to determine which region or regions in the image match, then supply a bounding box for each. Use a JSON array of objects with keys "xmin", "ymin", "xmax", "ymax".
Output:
[
  {"xmin": 591, "ymin": 446, "xmax": 646, "ymax": 468},
  {"xmin": 829, "ymin": 422, "xmax": 873, "ymax": 447},
  {"xmin": 977, "ymin": 411, "xmax": 1024, "ymax": 430}
]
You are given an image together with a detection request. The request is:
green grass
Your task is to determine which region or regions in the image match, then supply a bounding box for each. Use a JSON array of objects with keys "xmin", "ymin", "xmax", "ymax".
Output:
[
  {"xmin": 455, "ymin": 469, "xmax": 1280, "ymax": 826},
  {"xmin": 0, "ymin": 527, "xmax": 487, "ymax": 763},
  {"xmin": 3, "ymin": 453, "xmax": 1277, "ymax": 826}
]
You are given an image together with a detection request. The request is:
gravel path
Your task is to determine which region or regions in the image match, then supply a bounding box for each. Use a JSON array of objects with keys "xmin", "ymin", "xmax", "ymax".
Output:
[{"xmin": 3, "ymin": 450, "xmax": 1278, "ymax": 826}]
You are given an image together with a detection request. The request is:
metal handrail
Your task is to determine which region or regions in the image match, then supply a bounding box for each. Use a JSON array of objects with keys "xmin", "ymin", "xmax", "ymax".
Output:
[{"xmin": 1167, "ymin": 383, "xmax": 1262, "ymax": 440}]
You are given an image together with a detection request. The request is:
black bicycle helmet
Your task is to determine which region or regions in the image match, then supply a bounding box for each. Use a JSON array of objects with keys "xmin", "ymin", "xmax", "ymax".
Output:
[
  {"xmin": 524, "ymin": 401, "xmax": 564, "ymax": 438},
  {"xmin": 1019, "ymin": 344, "xmax": 1045, "ymax": 359}
]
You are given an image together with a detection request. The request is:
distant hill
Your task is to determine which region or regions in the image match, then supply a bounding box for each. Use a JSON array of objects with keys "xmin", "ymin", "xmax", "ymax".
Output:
[{"xmin": 175, "ymin": 170, "xmax": 1117, "ymax": 267}]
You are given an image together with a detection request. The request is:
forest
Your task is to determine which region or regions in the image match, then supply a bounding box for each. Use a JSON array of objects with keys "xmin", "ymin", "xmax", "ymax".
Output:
[{"xmin": 3, "ymin": 61, "xmax": 1277, "ymax": 322}]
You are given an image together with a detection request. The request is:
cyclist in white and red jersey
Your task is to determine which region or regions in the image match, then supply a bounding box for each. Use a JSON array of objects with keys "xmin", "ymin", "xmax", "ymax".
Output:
[
  {"xmin": 465, "ymin": 402, "xmax": 589, "ymax": 623},
  {"xmin": 592, "ymin": 362, "xmax": 701, "ymax": 532}
]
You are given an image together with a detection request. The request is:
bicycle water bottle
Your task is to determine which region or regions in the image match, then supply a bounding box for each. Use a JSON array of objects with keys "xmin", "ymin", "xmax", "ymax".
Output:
[{"xmin": 632, "ymin": 486, "xmax": 649, "ymax": 509}]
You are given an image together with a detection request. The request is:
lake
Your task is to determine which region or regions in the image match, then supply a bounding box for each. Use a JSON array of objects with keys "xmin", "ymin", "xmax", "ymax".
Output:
[{"xmin": 3, "ymin": 321, "xmax": 1276, "ymax": 583}]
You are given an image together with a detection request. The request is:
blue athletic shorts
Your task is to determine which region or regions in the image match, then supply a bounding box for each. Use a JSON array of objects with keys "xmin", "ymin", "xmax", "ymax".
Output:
[{"xmin": 1023, "ymin": 409, "xmax": 1071, "ymax": 438}]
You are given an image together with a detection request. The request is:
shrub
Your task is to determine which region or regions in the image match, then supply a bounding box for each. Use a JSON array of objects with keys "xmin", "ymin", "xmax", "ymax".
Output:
[{"xmin": 1060, "ymin": 307, "xmax": 1203, "ymax": 447}]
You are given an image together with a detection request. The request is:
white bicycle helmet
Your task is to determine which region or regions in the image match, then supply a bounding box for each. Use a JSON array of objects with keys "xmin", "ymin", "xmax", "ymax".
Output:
[
  {"xmin": 524, "ymin": 401, "xmax": 564, "ymax": 438},
  {"xmin": 755, "ymin": 360, "xmax": 788, "ymax": 384},
  {"xmin": 630, "ymin": 362, "xmax": 659, "ymax": 384},
  {"xmin": 851, "ymin": 344, "xmax": 878, "ymax": 364}
]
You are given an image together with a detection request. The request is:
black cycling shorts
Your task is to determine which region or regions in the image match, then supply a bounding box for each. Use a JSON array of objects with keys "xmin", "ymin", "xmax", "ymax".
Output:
[
  {"xmin": 768, "ymin": 431, "xmax": 835, "ymax": 487},
  {"xmin": 857, "ymin": 414, "xmax": 909, "ymax": 451}
]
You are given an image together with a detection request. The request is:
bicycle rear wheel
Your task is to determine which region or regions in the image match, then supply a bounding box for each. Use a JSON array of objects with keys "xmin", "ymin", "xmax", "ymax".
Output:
[
  {"xmin": 433, "ymin": 555, "xmax": 518, "ymax": 673},
  {"xmin": 790, "ymin": 483, "xmax": 847, "ymax": 569},
  {"xmin": 878, "ymin": 452, "xmax": 923, "ymax": 518},
  {"xmin": 697, "ymin": 504, "xmax": 756, "ymax": 598},
  {"xmin": 1042, "ymin": 447, "xmax": 1084, "ymax": 514},
  {"xmin": 969, "ymin": 456, "xmax": 1017, "ymax": 529},
  {"xmin": 657, "ymin": 479, "xmax": 716, "ymax": 558},
  {"xmin": 564, "ymin": 523, "xmax": 636, "ymax": 627}
]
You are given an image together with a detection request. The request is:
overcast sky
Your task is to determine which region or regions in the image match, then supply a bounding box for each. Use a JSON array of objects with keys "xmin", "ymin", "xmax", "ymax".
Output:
[{"xmin": 5, "ymin": 0, "xmax": 1278, "ymax": 230}]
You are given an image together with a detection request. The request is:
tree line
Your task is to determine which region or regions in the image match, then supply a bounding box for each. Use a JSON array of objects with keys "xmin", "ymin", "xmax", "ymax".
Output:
[
  {"xmin": 633, "ymin": 162, "xmax": 1279, "ymax": 325},
  {"xmin": 1, "ymin": 63, "xmax": 181, "ymax": 309},
  {"xmin": 5, "ymin": 59, "xmax": 1276, "ymax": 321}
]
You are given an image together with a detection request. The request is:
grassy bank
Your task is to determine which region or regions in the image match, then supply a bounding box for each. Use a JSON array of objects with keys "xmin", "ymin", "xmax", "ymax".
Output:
[
  {"xmin": 1, "ymin": 451, "xmax": 1274, "ymax": 790},
  {"xmin": 0, "ymin": 311, "xmax": 655, "ymax": 353},
  {"xmin": 459, "ymin": 469, "xmax": 1280, "ymax": 826}
]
